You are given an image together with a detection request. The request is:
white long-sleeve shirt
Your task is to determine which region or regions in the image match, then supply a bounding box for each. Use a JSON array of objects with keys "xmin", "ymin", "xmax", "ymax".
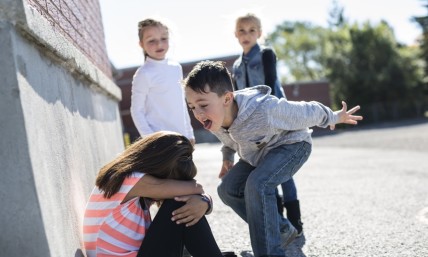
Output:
[{"xmin": 130, "ymin": 57, "xmax": 194, "ymax": 140}]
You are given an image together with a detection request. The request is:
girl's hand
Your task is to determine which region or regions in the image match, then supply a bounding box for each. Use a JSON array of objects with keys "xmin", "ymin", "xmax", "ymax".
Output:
[
  {"xmin": 330, "ymin": 101, "xmax": 363, "ymax": 130},
  {"xmin": 219, "ymin": 160, "xmax": 234, "ymax": 178},
  {"xmin": 171, "ymin": 195, "xmax": 209, "ymax": 226}
]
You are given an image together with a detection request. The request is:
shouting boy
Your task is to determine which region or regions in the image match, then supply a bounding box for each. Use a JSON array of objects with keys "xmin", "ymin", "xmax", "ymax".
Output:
[{"xmin": 183, "ymin": 61, "xmax": 362, "ymax": 257}]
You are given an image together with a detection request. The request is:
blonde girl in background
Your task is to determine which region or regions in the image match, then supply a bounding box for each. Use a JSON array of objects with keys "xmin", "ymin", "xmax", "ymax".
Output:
[{"xmin": 130, "ymin": 18, "xmax": 195, "ymax": 145}]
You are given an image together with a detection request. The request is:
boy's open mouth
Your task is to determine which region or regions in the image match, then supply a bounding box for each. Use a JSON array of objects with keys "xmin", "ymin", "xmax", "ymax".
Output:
[{"xmin": 202, "ymin": 119, "xmax": 212, "ymax": 130}]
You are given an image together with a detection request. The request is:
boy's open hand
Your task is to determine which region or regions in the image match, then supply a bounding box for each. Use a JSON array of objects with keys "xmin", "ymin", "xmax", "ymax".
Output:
[
  {"xmin": 219, "ymin": 160, "xmax": 234, "ymax": 178},
  {"xmin": 330, "ymin": 101, "xmax": 363, "ymax": 130}
]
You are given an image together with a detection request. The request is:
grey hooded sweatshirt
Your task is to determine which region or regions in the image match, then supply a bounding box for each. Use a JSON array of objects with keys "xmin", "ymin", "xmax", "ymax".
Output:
[{"xmin": 212, "ymin": 85, "xmax": 340, "ymax": 167}]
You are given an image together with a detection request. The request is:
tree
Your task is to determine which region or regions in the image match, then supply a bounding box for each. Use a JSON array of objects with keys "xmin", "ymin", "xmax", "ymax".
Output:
[
  {"xmin": 412, "ymin": 0, "xmax": 428, "ymax": 104},
  {"xmin": 267, "ymin": 21, "xmax": 328, "ymax": 82},
  {"xmin": 326, "ymin": 21, "xmax": 425, "ymax": 121},
  {"xmin": 268, "ymin": 13, "xmax": 425, "ymax": 122},
  {"xmin": 327, "ymin": 0, "xmax": 346, "ymax": 28}
]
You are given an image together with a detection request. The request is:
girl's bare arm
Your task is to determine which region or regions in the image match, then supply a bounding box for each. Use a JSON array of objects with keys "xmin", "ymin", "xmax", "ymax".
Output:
[{"xmin": 125, "ymin": 174, "xmax": 204, "ymax": 201}]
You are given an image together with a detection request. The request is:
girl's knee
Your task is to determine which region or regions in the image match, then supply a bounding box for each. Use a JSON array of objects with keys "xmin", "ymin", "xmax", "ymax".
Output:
[{"xmin": 160, "ymin": 199, "xmax": 185, "ymax": 212}]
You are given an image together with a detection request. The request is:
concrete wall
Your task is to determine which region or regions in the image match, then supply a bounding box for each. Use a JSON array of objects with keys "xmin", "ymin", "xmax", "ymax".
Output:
[{"xmin": 0, "ymin": 1, "xmax": 123, "ymax": 256}]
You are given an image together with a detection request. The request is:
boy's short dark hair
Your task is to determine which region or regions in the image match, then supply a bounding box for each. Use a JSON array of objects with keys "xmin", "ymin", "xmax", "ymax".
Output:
[{"xmin": 183, "ymin": 61, "xmax": 234, "ymax": 96}]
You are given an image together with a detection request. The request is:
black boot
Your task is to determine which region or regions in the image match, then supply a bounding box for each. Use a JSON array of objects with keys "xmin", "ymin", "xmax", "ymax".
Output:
[{"xmin": 284, "ymin": 200, "xmax": 303, "ymax": 236}]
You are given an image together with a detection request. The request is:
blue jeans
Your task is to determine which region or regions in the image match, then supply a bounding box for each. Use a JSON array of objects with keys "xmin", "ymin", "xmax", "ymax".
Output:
[{"xmin": 217, "ymin": 142, "xmax": 311, "ymax": 257}]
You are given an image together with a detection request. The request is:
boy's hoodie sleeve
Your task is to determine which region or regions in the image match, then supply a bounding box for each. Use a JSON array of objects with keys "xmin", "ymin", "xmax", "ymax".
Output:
[
  {"xmin": 270, "ymin": 100, "xmax": 340, "ymax": 130},
  {"xmin": 221, "ymin": 145, "xmax": 236, "ymax": 163}
]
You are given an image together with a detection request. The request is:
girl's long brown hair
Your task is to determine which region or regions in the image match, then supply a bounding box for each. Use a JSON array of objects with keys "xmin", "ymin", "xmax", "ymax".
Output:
[{"xmin": 96, "ymin": 131, "xmax": 196, "ymax": 198}]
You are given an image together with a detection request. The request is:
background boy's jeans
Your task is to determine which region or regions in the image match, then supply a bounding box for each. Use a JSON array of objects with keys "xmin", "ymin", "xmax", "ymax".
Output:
[{"xmin": 217, "ymin": 142, "xmax": 311, "ymax": 257}]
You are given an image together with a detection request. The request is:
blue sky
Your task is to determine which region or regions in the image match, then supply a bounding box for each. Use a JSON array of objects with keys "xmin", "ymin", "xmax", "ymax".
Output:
[{"xmin": 100, "ymin": 0, "xmax": 426, "ymax": 69}]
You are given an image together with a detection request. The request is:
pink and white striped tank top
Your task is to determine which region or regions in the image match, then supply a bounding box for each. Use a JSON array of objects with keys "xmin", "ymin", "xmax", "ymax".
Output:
[{"xmin": 83, "ymin": 172, "xmax": 152, "ymax": 257}]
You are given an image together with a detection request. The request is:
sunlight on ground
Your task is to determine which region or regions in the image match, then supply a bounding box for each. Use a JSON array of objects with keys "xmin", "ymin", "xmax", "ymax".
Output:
[{"xmin": 416, "ymin": 207, "xmax": 428, "ymax": 225}]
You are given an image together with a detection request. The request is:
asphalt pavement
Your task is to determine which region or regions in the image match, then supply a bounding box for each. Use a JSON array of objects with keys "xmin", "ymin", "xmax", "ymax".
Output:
[{"xmin": 192, "ymin": 118, "xmax": 428, "ymax": 257}]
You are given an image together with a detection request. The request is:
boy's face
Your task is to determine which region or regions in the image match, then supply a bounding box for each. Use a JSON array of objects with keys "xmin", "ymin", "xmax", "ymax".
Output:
[
  {"xmin": 139, "ymin": 25, "xmax": 169, "ymax": 60},
  {"xmin": 185, "ymin": 86, "xmax": 233, "ymax": 132},
  {"xmin": 235, "ymin": 21, "xmax": 261, "ymax": 54}
]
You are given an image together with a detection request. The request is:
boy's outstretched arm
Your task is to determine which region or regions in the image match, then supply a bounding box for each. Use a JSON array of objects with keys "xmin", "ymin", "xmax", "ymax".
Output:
[{"xmin": 330, "ymin": 101, "xmax": 363, "ymax": 130}]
